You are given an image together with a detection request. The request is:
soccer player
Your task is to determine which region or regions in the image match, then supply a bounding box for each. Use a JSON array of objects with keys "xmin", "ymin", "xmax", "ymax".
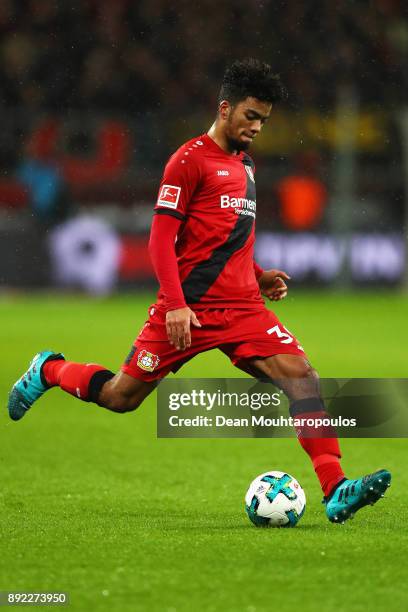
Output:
[{"xmin": 8, "ymin": 59, "xmax": 390, "ymax": 523}]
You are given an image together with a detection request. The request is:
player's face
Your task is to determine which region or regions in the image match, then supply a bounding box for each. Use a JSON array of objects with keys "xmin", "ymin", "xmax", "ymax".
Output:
[{"xmin": 223, "ymin": 97, "xmax": 272, "ymax": 151}]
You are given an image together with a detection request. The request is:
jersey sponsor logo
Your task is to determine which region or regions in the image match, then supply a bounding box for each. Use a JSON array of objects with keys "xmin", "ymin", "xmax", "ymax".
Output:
[
  {"xmin": 245, "ymin": 165, "xmax": 255, "ymax": 183},
  {"xmin": 137, "ymin": 350, "xmax": 160, "ymax": 372},
  {"xmin": 220, "ymin": 194, "xmax": 256, "ymax": 218},
  {"xmin": 217, "ymin": 170, "xmax": 230, "ymax": 176},
  {"xmin": 157, "ymin": 184, "xmax": 181, "ymax": 209}
]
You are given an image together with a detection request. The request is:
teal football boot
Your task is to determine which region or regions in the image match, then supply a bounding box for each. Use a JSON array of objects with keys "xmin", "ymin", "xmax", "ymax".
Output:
[
  {"xmin": 324, "ymin": 469, "xmax": 391, "ymax": 524},
  {"xmin": 8, "ymin": 351, "xmax": 65, "ymax": 421}
]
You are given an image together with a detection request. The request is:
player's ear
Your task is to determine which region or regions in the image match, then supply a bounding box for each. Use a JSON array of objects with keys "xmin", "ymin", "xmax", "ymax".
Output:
[{"xmin": 219, "ymin": 100, "xmax": 232, "ymax": 121}]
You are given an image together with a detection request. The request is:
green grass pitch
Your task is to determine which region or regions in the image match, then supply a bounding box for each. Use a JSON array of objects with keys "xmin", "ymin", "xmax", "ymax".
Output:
[{"xmin": 1, "ymin": 292, "xmax": 408, "ymax": 611}]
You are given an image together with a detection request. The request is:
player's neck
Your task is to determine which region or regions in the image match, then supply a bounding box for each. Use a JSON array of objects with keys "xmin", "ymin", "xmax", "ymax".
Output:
[{"xmin": 207, "ymin": 123, "xmax": 239, "ymax": 155}]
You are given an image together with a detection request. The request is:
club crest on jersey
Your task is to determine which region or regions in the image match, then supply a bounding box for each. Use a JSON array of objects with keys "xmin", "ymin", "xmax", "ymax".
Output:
[
  {"xmin": 137, "ymin": 350, "xmax": 160, "ymax": 372},
  {"xmin": 244, "ymin": 165, "xmax": 255, "ymax": 183},
  {"xmin": 157, "ymin": 184, "xmax": 181, "ymax": 209}
]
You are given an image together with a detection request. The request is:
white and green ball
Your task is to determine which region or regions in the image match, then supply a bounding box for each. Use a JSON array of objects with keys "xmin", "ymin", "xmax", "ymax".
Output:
[{"xmin": 245, "ymin": 471, "xmax": 306, "ymax": 527}]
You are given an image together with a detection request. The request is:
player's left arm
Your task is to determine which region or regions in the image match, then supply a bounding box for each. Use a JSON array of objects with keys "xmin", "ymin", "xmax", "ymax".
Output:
[
  {"xmin": 251, "ymin": 160, "xmax": 289, "ymax": 301},
  {"xmin": 254, "ymin": 261, "xmax": 290, "ymax": 301}
]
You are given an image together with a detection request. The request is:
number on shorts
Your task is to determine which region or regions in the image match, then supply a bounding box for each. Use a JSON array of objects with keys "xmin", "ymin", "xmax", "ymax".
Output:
[{"xmin": 266, "ymin": 324, "xmax": 293, "ymax": 344}]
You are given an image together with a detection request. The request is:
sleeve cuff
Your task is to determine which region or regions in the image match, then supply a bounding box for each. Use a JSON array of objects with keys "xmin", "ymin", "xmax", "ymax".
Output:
[
  {"xmin": 164, "ymin": 299, "xmax": 187, "ymax": 312},
  {"xmin": 154, "ymin": 209, "xmax": 186, "ymax": 221}
]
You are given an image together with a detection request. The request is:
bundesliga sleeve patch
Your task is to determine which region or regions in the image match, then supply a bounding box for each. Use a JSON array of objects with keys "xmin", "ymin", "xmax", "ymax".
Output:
[{"xmin": 157, "ymin": 184, "xmax": 181, "ymax": 209}]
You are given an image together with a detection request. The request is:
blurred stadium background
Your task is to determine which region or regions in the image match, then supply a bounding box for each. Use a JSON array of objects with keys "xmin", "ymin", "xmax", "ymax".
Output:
[{"xmin": 0, "ymin": 0, "xmax": 407, "ymax": 294}]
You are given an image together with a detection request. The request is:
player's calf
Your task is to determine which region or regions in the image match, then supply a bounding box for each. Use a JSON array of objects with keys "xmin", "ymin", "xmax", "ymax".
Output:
[
  {"xmin": 97, "ymin": 390, "xmax": 144, "ymax": 413},
  {"xmin": 248, "ymin": 354, "xmax": 346, "ymax": 504},
  {"xmin": 7, "ymin": 354, "xmax": 156, "ymax": 419},
  {"xmin": 97, "ymin": 373, "xmax": 157, "ymax": 413}
]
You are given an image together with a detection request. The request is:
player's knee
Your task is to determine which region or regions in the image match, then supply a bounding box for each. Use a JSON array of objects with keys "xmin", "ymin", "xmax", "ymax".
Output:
[
  {"xmin": 302, "ymin": 362, "xmax": 319, "ymax": 383},
  {"xmin": 273, "ymin": 359, "xmax": 320, "ymax": 402},
  {"xmin": 295, "ymin": 361, "xmax": 319, "ymax": 390}
]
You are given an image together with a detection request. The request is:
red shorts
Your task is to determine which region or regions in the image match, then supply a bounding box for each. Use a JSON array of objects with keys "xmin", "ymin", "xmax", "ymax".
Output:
[{"xmin": 121, "ymin": 306, "xmax": 306, "ymax": 382}]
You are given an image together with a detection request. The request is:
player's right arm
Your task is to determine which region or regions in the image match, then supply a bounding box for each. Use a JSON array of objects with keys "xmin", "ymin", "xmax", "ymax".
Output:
[
  {"xmin": 148, "ymin": 143, "xmax": 203, "ymax": 350},
  {"xmin": 149, "ymin": 215, "xmax": 201, "ymax": 350},
  {"xmin": 165, "ymin": 306, "xmax": 202, "ymax": 351}
]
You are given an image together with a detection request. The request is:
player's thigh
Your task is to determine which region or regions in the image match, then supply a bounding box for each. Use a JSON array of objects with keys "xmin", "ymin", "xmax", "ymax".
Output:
[
  {"xmin": 100, "ymin": 371, "xmax": 158, "ymax": 406},
  {"xmin": 246, "ymin": 354, "xmax": 319, "ymax": 400}
]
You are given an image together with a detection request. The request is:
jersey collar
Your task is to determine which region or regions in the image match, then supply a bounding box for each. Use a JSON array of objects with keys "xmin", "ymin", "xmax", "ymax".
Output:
[{"xmin": 201, "ymin": 134, "xmax": 245, "ymax": 161}]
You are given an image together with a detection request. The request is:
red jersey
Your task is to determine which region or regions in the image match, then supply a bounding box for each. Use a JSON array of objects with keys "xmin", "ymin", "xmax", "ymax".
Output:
[{"xmin": 153, "ymin": 134, "xmax": 264, "ymax": 310}]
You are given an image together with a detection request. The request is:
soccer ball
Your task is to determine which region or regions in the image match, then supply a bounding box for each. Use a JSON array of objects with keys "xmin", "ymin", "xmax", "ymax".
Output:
[{"xmin": 245, "ymin": 471, "xmax": 306, "ymax": 527}]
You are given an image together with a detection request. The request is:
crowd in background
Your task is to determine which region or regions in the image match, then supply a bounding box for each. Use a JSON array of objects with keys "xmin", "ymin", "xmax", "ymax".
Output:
[
  {"xmin": 0, "ymin": 0, "xmax": 406, "ymax": 117},
  {"xmin": 0, "ymin": 1, "xmax": 406, "ymax": 220}
]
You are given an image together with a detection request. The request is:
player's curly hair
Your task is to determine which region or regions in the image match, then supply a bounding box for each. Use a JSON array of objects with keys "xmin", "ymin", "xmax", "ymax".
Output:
[{"xmin": 218, "ymin": 58, "xmax": 287, "ymax": 105}]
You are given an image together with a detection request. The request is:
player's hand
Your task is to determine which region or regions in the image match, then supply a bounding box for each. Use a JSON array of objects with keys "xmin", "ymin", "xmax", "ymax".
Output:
[
  {"xmin": 166, "ymin": 307, "xmax": 202, "ymax": 351},
  {"xmin": 258, "ymin": 269, "xmax": 290, "ymax": 301}
]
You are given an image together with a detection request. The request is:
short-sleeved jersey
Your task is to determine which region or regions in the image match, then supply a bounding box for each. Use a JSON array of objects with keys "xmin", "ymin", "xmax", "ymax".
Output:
[{"xmin": 153, "ymin": 134, "xmax": 264, "ymax": 310}]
